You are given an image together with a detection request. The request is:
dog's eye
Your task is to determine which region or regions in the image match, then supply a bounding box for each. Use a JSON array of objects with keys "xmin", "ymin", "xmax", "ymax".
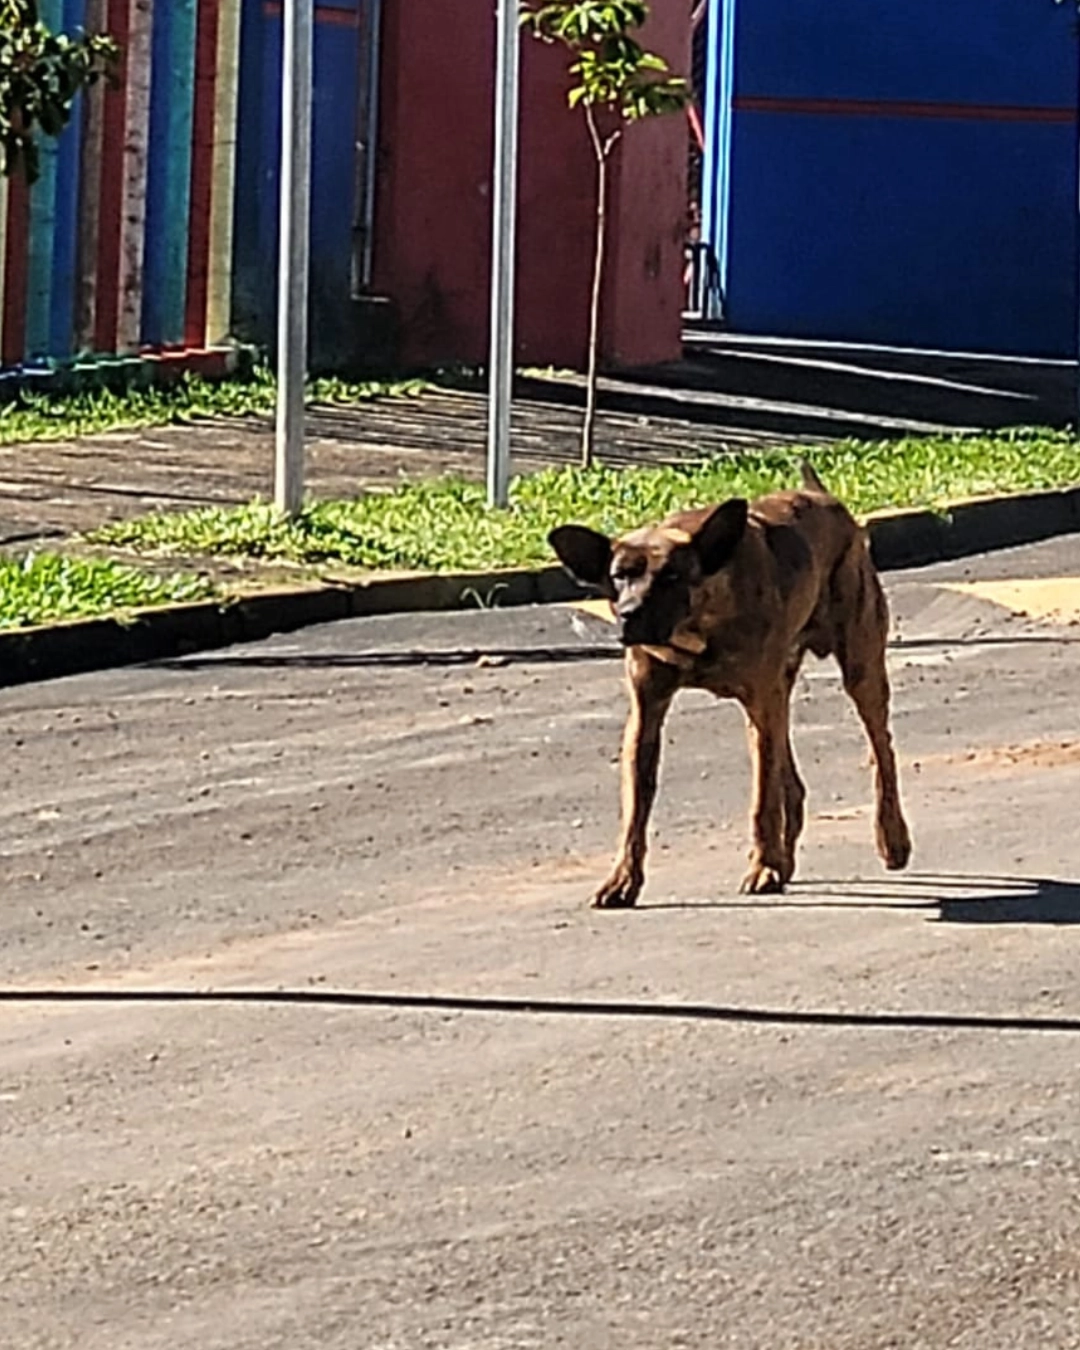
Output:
[
  {"xmin": 656, "ymin": 565, "xmax": 681, "ymax": 585},
  {"xmin": 612, "ymin": 559, "xmax": 645, "ymax": 583}
]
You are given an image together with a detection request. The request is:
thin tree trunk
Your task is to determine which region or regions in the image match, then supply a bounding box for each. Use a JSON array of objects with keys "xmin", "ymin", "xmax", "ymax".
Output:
[
  {"xmin": 582, "ymin": 109, "xmax": 619, "ymax": 470},
  {"xmin": 582, "ymin": 151, "xmax": 606, "ymax": 468}
]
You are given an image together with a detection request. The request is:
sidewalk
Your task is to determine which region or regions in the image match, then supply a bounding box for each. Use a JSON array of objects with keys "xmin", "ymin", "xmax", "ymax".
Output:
[
  {"xmin": 2, "ymin": 337, "xmax": 1074, "ymax": 552},
  {"xmin": 0, "ymin": 386, "xmax": 802, "ymax": 551},
  {"xmin": 2, "ymin": 368, "xmax": 1078, "ymax": 690}
]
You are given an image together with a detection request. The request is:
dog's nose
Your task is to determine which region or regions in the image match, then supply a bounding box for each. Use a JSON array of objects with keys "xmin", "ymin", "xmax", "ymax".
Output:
[
  {"xmin": 618, "ymin": 605, "xmax": 653, "ymax": 646},
  {"xmin": 616, "ymin": 599, "xmax": 640, "ymax": 638}
]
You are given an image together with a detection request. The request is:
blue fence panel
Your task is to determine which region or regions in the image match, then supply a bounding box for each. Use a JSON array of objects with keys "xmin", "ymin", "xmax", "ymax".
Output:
[
  {"xmin": 703, "ymin": 0, "xmax": 1079, "ymax": 356},
  {"xmin": 231, "ymin": 0, "xmax": 362, "ymax": 371}
]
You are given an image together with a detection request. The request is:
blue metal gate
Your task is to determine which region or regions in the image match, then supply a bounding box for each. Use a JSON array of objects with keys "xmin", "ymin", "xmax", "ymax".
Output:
[
  {"xmin": 231, "ymin": 0, "xmax": 374, "ymax": 373},
  {"xmin": 701, "ymin": 0, "xmax": 1080, "ymax": 356}
]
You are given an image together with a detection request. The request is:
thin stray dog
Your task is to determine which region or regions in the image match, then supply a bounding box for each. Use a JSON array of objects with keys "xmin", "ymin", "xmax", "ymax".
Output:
[{"xmin": 549, "ymin": 462, "xmax": 912, "ymax": 907}]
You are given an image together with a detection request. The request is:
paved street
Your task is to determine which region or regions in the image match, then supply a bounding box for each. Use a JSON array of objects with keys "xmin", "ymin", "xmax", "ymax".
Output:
[{"xmin": 2, "ymin": 533, "xmax": 1080, "ymax": 1349}]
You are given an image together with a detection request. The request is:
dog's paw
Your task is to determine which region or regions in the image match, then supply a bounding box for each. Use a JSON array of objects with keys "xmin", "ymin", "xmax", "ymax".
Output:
[
  {"xmin": 739, "ymin": 863, "xmax": 786, "ymax": 896},
  {"xmin": 877, "ymin": 816, "xmax": 913, "ymax": 871},
  {"xmin": 592, "ymin": 868, "xmax": 643, "ymax": 909}
]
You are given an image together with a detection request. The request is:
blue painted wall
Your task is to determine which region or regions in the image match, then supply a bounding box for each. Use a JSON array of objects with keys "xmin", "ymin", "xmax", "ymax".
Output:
[
  {"xmin": 702, "ymin": 0, "xmax": 1080, "ymax": 356},
  {"xmin": 232, "ymin": 0, "xmax": 362, "ymax": 372}
]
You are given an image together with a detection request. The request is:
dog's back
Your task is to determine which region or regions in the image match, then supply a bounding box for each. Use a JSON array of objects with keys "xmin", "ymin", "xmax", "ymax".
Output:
[{"xmin": 665, "ymin": 462, "xmax": 867, "ymax": 659}]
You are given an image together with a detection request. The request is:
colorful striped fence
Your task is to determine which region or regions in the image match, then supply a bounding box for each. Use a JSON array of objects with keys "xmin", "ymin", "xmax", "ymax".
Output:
[{"xmin": 1, "ymin": 0, "xmax": 251, "ymax": 376}]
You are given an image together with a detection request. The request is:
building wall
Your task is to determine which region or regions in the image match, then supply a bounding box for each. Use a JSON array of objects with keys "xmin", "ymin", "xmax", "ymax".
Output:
[
  {"xmin": 702, "ymin": 0, "xmax": 1079, "ymax": 357},
  {"xmin": 605, "ymin": 2, "xmax": 692, "ymax": 368},
  {"xmin": 231, "ymin": 0, "xmax": 365, "ymax": 374},
  {"xmin": 1, "ymin": 0, "xmax": 689, "ymax": 377},
  {"xmin": 0, "ymin": 0, "xmax": 362, "ymax": 376},
  {"xmin": 372, "ymin": 2, "xmax": 689, "ymax": 370},
  {"xmin": 1, "ymin": 0, "xmax": 246, "ymax": 371}
]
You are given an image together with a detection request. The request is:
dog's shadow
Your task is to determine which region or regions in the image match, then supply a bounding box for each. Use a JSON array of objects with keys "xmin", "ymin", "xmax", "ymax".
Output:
[{"xmin": 646, "ymin": 872, "xmax": 1080, "ymax": 925}]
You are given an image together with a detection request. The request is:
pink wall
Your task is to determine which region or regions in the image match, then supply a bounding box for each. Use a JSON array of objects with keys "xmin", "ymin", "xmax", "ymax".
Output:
[
  {"xmin": 373, "ymin": 3, "xmax": 689, "ymax": 371},
  {"xmin": 605, "ymin": 6, "xmax": 693, "ymax": 367}
]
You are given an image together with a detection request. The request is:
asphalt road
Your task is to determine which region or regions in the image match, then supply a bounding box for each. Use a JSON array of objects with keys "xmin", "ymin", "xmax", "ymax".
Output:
[{"xmin": 2, "ymin": 535, "xmax": 1080, "ymax": 1349}]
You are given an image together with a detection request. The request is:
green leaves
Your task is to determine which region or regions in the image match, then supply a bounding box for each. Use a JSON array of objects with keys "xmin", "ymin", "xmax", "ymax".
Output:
[
  {"xmin": 521, "ymin": 1, "xmax": 691, "ymax": 129},
  {"xmin": 1, "ymin": 0, "xmax": 118, "ymax": 183},
  {"xmin": 520, "ymin": 2, "xmax": 650, "ymax": 44},
  {"xmin": 0, "ymin": 551, "xmax": 214, "ymax": 630}
]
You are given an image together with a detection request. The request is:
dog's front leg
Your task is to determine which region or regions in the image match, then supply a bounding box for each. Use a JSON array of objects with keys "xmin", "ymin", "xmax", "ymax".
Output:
[
  {"xmin": 740, "ymin": 688, "xmax": 791, "ymax": 895},
  {"xmin": 593, "ymin": 657, "xmax": 677, "ymax": 909}
]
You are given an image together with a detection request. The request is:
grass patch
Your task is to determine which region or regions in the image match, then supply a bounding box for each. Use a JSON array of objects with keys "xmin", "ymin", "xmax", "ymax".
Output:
[
  {"xmin": 0, "ymin": 365, "xmax": 430, "ymax": 447},
  {"xmin": 0, "ymin": 553, "xmax": 216, "ymax": 631},
  {"xmin": 89, "ymin": 430, "xmax": 1080, "ymax": 575}
]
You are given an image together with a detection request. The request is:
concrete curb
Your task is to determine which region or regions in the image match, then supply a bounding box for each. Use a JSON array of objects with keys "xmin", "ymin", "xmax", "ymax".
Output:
[
  {"xmin": 864, "ymin": 483, "xmax": 1080, "ymax": 570},
  {"xmin": 0, "ymin": 344, "xmax": 257, "ymax": 401},
  {"xmin": 0, "ymin": 566, "xmax": 582, "ymax": 689},
  {"xmin": 2, "ymin": 484, "xmax": 1078, "ymax": 690}
]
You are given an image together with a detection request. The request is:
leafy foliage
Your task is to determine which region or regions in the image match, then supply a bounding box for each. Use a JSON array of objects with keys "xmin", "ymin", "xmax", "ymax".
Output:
[
  {"xmin": 0, "ymin": 0, "xmax": 117, "ymax": 183},
  {"xmin": 521, "ymin": 1, "xmax": 688, "ymax": 121},
  {"xmin": 520, "ymin": 3, "xmax": 690, "ymax": 468},
  {"xmin": 88, "ymin": 429, "xmax": 1080, "ymax": 574},
  {"xmin": 0, "ymin": 551, "xmax": 214, "ymax": 630}
]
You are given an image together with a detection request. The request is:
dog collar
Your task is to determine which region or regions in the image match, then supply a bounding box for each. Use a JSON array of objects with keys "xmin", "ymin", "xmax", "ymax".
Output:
[
  {"xmin": 669, "ymin": 629, "xmax": 707, "ymax": 654},
  {"xmin": 637, "ymin": 629, "xmax": 707, "ymax": 667}
]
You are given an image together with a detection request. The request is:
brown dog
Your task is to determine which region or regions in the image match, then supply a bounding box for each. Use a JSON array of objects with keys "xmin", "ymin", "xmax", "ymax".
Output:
[{"xmin": 549, "ymin": 462, "xmax": 912, "ymax": 907}]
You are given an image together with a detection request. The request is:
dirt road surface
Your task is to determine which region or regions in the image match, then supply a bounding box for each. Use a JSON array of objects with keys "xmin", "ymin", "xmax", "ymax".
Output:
[{"xmin": 2, "ymin": 535, "xmax": 1080, "ymax": 1349}]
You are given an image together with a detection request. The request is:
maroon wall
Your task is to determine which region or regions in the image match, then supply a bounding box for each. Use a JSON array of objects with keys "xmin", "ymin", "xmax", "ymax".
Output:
[
  {"xmin": 373, "ymin": 3, "xmax": 689, "ymax": 371},
  {"xmin": 605, "ymin": 6, "xmax": 692, "ymax": 368}
]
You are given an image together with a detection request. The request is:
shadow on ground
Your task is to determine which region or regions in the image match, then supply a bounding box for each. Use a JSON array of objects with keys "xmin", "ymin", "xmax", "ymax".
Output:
[
  {"xmin": 648, "ymin": 872, "xmax": 1080, "ymax": 925},
  {"xmin": 158, "ymin": 644, "xmax": 620, "ymax": 672},
  {"xmin": 1, "ymin": 979, "xmax": 1077, "ymax": 1033},
  {"xmin": 648, "ymin": 332, "xmax": 1078, "ymax": 432},
  {"xmin": 157, "ymin": 628, "xmax": 1080, "ymax": 677}
]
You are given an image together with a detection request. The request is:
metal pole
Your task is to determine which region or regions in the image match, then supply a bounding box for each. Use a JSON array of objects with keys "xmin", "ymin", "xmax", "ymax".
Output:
[
  {"xmin": 486, "ymin": 0, "xmax": 521, "ymax": 509},
  {"xmin": 358, "ymin": 0, "xmax": 383, "ymax": 292},
  {"xmin": 275, "ymin": 0, "xmax": 313, "ymax": 516}
]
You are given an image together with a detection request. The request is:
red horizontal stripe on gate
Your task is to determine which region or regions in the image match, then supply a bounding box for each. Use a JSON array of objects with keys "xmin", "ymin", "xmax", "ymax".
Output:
[
  {"xmin": 261, "ymin": 2, "xmax": 358, "ymax": 25},
  {"xmin": 733, "ymin": 95, "xmax": 1076, "ymax": 125}
]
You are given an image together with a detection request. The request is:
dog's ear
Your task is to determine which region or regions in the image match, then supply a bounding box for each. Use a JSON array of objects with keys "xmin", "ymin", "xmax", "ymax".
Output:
[
  {"xmin": 692, "ymin": 499, "xmax": 748, "ymax": 575},
  {"xmin": 548, "ymin": 524, "xmax": 614, "ymax": 593}
]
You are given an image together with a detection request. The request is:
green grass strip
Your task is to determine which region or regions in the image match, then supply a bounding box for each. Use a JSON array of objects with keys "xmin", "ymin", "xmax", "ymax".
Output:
[
  {"xmin": 0, "ymin": 553, "xmax": 215, "ymax": 631},
  {"xmin": 0, "ymin": 367, "xmax": 430, "ymax": 447},
  {"xmin": 90, "ymin": 431, "xmax": 1080, "ymax": 575}
]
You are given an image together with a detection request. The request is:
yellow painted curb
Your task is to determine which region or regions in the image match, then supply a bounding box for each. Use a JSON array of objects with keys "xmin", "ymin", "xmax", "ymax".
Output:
[
  {"xmin": 568, "ymin": 598, "xmax": 616, "ymax": 624},
  {"xmin": 942, "ymin": 578, "xmax": 1080, "ymax": 625}
]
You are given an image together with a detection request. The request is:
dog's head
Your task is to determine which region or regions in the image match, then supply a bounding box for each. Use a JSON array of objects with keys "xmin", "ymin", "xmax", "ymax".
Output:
[{"xmin": 549, "ymin": 499, "xmax": 748, "ymax": 648}]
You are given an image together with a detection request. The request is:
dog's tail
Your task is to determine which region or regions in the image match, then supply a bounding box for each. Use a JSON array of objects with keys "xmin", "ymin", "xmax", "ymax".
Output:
[{"xmin": 799, "ymin": 459, "xmax": 829, "ymax": 495}]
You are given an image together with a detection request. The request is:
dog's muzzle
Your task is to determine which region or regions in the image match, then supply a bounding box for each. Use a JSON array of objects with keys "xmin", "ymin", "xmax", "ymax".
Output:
[{"xmin": 617, "ymin": 605, "xmax": 670, "ymax": 648}]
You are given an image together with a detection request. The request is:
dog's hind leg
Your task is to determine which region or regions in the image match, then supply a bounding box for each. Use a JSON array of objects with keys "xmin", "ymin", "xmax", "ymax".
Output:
[
  {"xmin": 779, "ymin": 656, "xmax": 808, "ymax": 884},
  {"xmin": 593, "ymin": 656, "xmax": 678, "ymax": 909},
  {"xmin": 833, "ymin": 551, "xmax": 912, "ymax": 872},
  {"xmin": 780, "ymin": 739, "xmax": 807, "ymax": 885},
  {"xmin": 740, "ymin": 686, "xmax": 793, "ymax": 895}
]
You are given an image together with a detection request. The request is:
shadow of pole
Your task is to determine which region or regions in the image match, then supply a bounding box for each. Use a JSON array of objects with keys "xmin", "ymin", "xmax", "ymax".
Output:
[
  {"xmin": 155, "ymin": 631, "xmax": 1080, "ymax": 676},
  {"xmin": 1, "ymin": 984, "xmax": 1079, "ymax": 1035},
  {"xmin": 646, "ymin": 872, "xmax": 1080, "ymax": 926}
]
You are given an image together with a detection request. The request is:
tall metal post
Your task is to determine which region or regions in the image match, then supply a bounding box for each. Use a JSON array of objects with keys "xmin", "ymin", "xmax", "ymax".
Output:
[
  {"xmin": 486, "ymin": 0, "xmax": 521, "ymax": 509},
  {"xmin": 275, "ymin": 0, "xmax": 313, "ymax": 516}
]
